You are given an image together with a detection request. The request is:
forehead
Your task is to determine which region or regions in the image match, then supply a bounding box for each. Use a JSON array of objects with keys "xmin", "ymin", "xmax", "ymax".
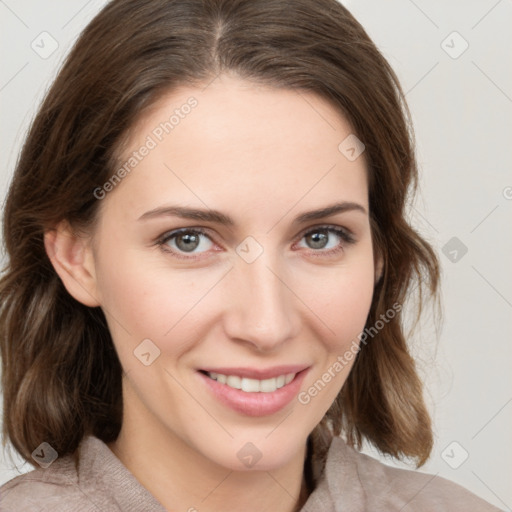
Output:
[{"xmin": 107, "ymin": 75, "xmax": 369, "ymax": 222}]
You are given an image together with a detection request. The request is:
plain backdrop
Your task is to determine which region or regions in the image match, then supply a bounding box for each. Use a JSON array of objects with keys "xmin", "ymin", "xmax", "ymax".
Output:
[{"xmin": 0, "ymin": 0, "xmax": 511, "ymax": 510}]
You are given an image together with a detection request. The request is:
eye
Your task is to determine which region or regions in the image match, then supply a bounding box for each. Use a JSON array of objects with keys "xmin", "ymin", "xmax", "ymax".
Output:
[
  {"xmin": 158, "ymin": 228, "xmax": 214, "ymax": 258},
  {"xmin": 295, "ymin": 225, "xmax": 355, "ymax": 256},
  {"xmin": 157, "ymin": 224, "xmax": 355, "ymax": 260}
]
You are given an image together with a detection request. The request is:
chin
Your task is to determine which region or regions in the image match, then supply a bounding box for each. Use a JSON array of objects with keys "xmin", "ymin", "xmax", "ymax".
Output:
[{"xmin": 196, "ymin": 433, "xmax": 306, "ymax": 474}]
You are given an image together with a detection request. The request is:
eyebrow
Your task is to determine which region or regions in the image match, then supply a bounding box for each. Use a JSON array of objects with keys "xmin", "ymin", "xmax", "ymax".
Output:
[{"xmin": 138, "ymin": 201, "xmax": 367, "ymax": 225}]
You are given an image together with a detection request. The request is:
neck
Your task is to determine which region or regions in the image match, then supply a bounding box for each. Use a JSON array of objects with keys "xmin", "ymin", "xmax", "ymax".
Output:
[{"xmin": 107, "ymin": 384, "xmax": 310, "ymax": 512}]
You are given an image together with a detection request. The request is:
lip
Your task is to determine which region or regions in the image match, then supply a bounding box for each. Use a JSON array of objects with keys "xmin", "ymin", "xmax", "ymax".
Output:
[{"xmin": 197, "ymin": 366, "xmax": 310, "ymax": 417}]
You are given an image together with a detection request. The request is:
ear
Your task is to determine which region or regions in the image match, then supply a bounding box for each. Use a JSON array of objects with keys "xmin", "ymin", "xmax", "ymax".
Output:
[{"xmin": 44, "ymin": 221, "xmax": 100, "ymax": 307}]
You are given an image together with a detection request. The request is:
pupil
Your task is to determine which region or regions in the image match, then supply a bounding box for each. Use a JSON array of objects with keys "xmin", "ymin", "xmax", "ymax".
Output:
[
  {"xmin": 308, "ymin": 231, "xmax": 327, "ymax": 249},
  {"xmin": 177, "ymin": 233, "xmax": 199, "ymax": 252}
]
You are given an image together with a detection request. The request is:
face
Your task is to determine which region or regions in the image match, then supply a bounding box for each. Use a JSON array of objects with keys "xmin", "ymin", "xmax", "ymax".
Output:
[{"xmin": 87, "ymin": 75, "xmax": 377, "ymax": 471}]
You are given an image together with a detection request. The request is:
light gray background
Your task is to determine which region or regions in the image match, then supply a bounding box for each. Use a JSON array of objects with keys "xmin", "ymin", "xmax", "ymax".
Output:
[{"xmin": 0, "ymin": 0, "xmax": 511, "ymax": 509}]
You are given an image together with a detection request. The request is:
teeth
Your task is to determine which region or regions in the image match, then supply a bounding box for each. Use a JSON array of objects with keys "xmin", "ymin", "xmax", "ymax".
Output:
[
  {"xmin": 241, "ymin": 377, "xmax": 260, "ymax": 392},
  {"xmin": 260, "ymin": 377, "xmax": 277, "ymax": 392},
  {"xmin": 207, "ymin": 372, "xmax": 296, "ymax": 393},
  {"xmin": 226, "ymin": 375, "xmax": 242, "ymax": 389}
]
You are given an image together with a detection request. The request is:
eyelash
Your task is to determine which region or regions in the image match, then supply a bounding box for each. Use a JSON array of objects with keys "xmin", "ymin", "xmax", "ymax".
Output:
[{"xmin": 156, "ymin": 224, "xmax": 356, "ymax": 261}]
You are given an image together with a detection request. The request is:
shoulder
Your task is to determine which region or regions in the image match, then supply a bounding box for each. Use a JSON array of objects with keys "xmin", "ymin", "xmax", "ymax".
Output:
[
  {"xmin": 0, "ymin": 435, "xmax": 165, "ymax": 512},
  {"xmin": 324, "ymin": 437, "xmax": 504, "ymax": 512},
  {"xmin": 0, "ymin": 436, "xmax": 118, "ymax": 512},
  {"xmin": 0, "ymin": 455, "xmax": 93, "ymax": 511}
]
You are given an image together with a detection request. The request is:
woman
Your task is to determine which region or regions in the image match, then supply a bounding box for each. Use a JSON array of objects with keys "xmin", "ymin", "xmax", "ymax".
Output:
[{"xmin": 0, "ymin": 0, "xmax": 503, "ymax": 510}]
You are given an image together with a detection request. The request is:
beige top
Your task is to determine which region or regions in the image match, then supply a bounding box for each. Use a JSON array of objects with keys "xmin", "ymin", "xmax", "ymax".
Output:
[{"xmin": 0, "ymin": 434, "xmax": 503, "ymax": 511}]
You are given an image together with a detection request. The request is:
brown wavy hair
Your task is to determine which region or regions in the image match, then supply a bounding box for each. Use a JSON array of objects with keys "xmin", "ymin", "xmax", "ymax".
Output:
[{"xmin": 0, "ymin": 0, "xmax": 440, "ymax": 488}]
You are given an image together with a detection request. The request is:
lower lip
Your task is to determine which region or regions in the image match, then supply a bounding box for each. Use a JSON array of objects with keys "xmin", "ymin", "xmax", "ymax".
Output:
[{"xmin": 198, "ymin": 369, "xmax": 310, "ymax": 417}]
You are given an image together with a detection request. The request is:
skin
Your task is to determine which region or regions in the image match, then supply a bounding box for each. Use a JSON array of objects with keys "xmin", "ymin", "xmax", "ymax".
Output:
[{"xmin": 45, "ymin": 74, "xmax": 381, "ymax": 512}]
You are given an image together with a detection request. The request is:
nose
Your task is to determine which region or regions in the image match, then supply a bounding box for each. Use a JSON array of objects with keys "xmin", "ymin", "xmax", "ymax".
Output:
[{"xmin": 222, "ymin": 251, "xmax": 301, "ymax": 353}]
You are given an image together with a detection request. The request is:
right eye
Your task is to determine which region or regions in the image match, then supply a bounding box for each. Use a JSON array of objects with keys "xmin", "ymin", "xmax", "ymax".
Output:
[{"xmin": 158, "ymin": 228, "xmax": 215, "ymax": 259}]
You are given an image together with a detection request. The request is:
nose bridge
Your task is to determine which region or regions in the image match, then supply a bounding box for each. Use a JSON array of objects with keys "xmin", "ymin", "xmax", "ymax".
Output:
[{"xmin": 224, "ymin": 247, "xmax": 299, "ymax": 351}]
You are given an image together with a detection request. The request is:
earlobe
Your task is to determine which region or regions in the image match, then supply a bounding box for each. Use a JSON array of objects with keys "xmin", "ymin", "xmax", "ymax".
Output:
[{"xmin": 44, "ymin": 221, "xmax": 100, "ymax": 307}]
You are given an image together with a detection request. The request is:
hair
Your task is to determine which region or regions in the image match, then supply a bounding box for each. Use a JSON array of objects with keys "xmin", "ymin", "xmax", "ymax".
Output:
[{"xmin": 1, "ymin": 0, "xmax": 440, "ymax": 492}]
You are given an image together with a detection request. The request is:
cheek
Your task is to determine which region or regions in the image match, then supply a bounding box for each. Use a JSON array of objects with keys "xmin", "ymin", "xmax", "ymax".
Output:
[
  {"xmin": 296, "ymin": 255, "xmax": 376, "ymax": 352},
  {"xmin": 94, "ymin": 247, "xmax": 223, "ymax": 354},
  {"xmin": 293, "ymin": 260, "xmax": 375, "ymax": 421}
]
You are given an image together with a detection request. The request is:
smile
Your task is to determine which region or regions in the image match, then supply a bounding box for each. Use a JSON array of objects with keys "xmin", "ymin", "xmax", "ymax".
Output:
[
  {"xmin": 197, "ymin": 365, "xmax": 310, "ymax": 416},
  {"xmin": 205, "ymin": 371, "xmax": 296, "ymax": 393}
]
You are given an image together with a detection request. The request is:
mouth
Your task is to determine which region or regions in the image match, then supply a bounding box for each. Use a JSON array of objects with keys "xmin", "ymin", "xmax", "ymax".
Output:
[
  {"xmin": 199, "ymin": 370, "xmax": 297, "ymax": 393},
  {"xmin": 197, "ymin": 365, "xmax": 310, "ymax": 416}
]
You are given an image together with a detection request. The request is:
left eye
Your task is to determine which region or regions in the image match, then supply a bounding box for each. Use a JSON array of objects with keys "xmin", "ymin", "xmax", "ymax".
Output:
[{"xmin": 296, "ymin": 227, "xmax": 353, "ymax": 252}]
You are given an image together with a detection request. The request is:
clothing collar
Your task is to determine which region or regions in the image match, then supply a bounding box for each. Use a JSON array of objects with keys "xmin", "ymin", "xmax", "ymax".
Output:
[
  {"xmin": 78, "ymin": 435, "xmax": 166, "ymax": 511},
  {"xmin": 301, "ymin": 436, "xmax": 365, "ymax": 511},
  {"xmin": 79, "ymin": 434, "xmax": 361, "ymax": 512}
]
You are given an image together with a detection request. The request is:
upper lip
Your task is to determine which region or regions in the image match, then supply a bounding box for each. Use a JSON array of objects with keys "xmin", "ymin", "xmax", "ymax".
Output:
[{"xmin": 199, "ymin": 364, "xmax": 310, "ymax": 380}]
